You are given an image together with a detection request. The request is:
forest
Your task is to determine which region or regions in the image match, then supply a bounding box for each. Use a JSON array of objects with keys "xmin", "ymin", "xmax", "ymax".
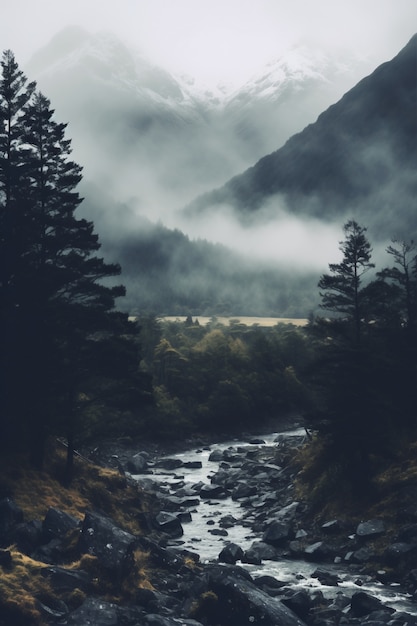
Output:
[{"xmin": 0, "ymin": 49, "xmax": 416, "ymax": 497}]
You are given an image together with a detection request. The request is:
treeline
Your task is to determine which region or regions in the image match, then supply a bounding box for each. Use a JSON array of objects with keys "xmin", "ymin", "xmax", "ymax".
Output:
[{"xmin": 136, "ymin": 315, "xmax": 313, "ymax": 438}]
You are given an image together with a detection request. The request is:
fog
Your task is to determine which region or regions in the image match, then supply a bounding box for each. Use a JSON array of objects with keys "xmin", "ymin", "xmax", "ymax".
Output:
[{"xmin": 4, "ymin": 9, "xmax": 414, "ymax": 315}]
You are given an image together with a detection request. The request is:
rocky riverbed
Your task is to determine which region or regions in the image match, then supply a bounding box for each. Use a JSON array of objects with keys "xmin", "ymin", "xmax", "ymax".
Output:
[{"xmin": 2, "ymin": 427, "xmax": 417, "ymax": 625}]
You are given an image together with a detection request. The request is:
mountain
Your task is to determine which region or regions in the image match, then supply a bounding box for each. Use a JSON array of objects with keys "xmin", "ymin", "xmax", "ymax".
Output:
[
  {"xmin": 184, "ymin": 35, "xmax": 417, "ymax": 242},
  {"xmin": 25, "ymin": 26, "xmax": 366, "ymax": 216}
]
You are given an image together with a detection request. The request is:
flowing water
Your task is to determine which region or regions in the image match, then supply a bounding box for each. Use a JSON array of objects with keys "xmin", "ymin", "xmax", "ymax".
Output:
[{"xmin": 133, "ymin": 429, "xmax": 417, "ymax": 615}]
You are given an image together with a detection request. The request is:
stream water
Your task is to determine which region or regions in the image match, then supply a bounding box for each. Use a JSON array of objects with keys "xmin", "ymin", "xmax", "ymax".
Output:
[{"xmin": 133, "ymin": 428, "xmax": 417, "ymax": 616}]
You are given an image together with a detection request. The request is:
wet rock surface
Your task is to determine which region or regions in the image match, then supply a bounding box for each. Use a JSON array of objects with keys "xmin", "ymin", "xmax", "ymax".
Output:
[{"xmin": 4, "ymin": 426, "xmax": 417, "ymax": 625}]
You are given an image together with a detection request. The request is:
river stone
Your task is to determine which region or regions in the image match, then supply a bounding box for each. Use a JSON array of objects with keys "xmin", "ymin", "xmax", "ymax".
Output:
[
  {"xmin": 244, "ymin": 540, "xmax": 279, "ymax": 561},
  {"xmin": 199, "ymin": 484, "xmax": 229, "ymax": 499},
  {"xmin": 311, "ymin": 568, "xmax": 341, "ymax": 586},
  {"xmin": 350, "ymin": 591, "xmax": 392, "ymax": 617},
  {"xmin": 282, "ymin": 590, "xmax": 313, "ymax": 621},
  {"xmin": 219, "ymin": 515, "xmax": 237, "ymax": 528},
  {"xmin": 203, "ymin": 564, "xmax": 308, "ymax": 626},
  {"xmin": 262, "ymin": 520, "xmax": 293, "ymax": 546},
  {"xmin": 304, "ymin": 541, "xmax": 332, "ymax": 561},
  {"xmin": 356, "ymin": 519, "xmax": 386, "ymax": 538},
  {"xmin": 126, "ymin": 452, "xmax": 148, "ymax": 473},
  {"xmin": 219, "ymin": 542, "xmax": 244, "ymax": 564},
  {"xmin": 154, "ymin": 512, "xmax": 184, "ymax": 538},
  {"xmin": 208, "ymin": 449, "xmax": 224, "ymax": 462},
  {"xmin": 231, "ymin": 482, "xmax": 257, "ymax": 500},
  {"xmin": 155, "ymin": 458, "xmax": 184, "ymax": 470}
]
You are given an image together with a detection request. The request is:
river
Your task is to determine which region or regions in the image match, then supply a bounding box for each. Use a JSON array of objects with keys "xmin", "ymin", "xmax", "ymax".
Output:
[{"xmin": 132, "ymin": 428, "xmax": 417, "ymax": 616}]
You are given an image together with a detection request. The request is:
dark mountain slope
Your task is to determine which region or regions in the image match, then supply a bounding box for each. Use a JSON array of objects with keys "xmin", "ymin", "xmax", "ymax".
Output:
[{"xmin": 185, "ymin": 35, "xmax": 417, "ymax": 238}]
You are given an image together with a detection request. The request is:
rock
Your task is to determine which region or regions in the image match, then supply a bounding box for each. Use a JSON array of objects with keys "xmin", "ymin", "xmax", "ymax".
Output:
[
  {"xmin": 64, "ymin": 597, "xmax": 119, "ymax": 625},
  {"xmin": 42, "ymin": 507, "xmax": 80, "ymax": 542},
  {"xmin": 351, "ymin": 546, "xmax": 375, "ymax": 563},
  {"xmin": 208, "ymin": 528, "xmax": 228, "ymax": 536},
  {"xmin": 350, "ymin": 591, "xmax": 392, "ymax": 617},
  {"xmin": 155, "ymin": 458, "xmax": 184, "ymax": 470},
  {"xmin": 145, "ymin": 616, "xmax": 204, "ymax": 625},
  {"xmin": 219, "ymin": 515, "xmax": 237, "ymax": 528},
  {"xmin": 282, "ymin": 590, "xmax": 313, "ymax": 621},
  {"xmin": 304, "ymin": 541, "xmax": 332, "ymax": 561},
  {"xmin": 0, "ymin": 498, "xmax": 23, "ymax": 545},
  {"xmin": 41, "ymin": 565, "xmax": 92, "ymax": 592},
  {"xmin": 78, "ymin": 511, "xmax": 137, "ymax": 581},
  {"xmin": 199, "ymin": 563, "xmax": 308, "ymax": 625},
  {"xmin": 384, "ymin": 542, "xmax": 417, "ymax": 565},
  {"xmin": 231, "ymin": 481, "xmax": 258, "ymax": 500},
  {"xmin": 311, "ymin": 568, "xmax": 341, "ymax": 586},
  {"xmin": 218, "ymin": 542, "xmax": 244, "ymax": 564},
  {"xmin": 208, "ymin": 449, "xmax": 224, "ymax": 462},
  {"xmin": 356, "ymin": 519, "xmax": 386, "ymax": 539},
  {"xmin": 125, "ymin": 452, "xmax": 148, "ymax": 473},
  {"xmin": 262, "ymin": 520, "xmax": 293, "ymax": 546},
  {"xmin": 183, "ymin": 461, "xmax": 203, "ymax": 469},
  {"xmin": 14, "ymin": 520, "xmax": 43, "ymax": 554},
  {"xmin": 248, "ymin": 438, "xmax": 266, "ymax": 445},
  {"xmin": 199, "ymin": 484, "xmax": 229, "ymax": 499},
  {"xmin": 154, "ymin": 512, "xmax": 184, "ymax": 538},
  {"xmin": 321, "ymin": 519, "xmax": 341, "ymax": 533},
  {"xmin": 64, "ymin": 596, "xmax": 145, "ymax": 625},
  {"xmin": 244, "ymin": 540, "xmax": 280, "ymax": 562}
]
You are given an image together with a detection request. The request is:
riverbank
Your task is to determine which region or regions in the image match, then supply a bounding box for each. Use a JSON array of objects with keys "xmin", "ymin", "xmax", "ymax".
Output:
[{"xmin": 2, "ymin": 426, "xmax": 417, "ymax": 625}]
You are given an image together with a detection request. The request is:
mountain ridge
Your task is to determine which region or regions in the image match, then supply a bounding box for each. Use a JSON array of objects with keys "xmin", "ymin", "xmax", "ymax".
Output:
[{"xmin": 184, "ymin": 34, "xmax": 417, "ymax": 240}]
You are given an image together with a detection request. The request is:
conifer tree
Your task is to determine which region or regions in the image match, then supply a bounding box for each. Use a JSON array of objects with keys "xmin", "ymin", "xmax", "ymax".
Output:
[
  {"xmin": 318, "ymin": 219, "xmax": 374, "ymax": 344},
  {"xmin": 0, "ymin": 52, "xmax": 148, "ymax": 471}
]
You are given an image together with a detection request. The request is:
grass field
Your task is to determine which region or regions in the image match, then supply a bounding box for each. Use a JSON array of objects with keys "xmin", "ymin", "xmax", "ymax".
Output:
[{"xmin": 160, "ymin": 316, "xmax": 308, "ymax": 327}]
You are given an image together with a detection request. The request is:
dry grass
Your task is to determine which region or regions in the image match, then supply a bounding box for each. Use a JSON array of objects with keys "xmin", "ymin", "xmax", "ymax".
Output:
[
  {"xmin": 0, "ymin": 440, "xmax": 159, "ymax": 625},
  {"xmin": 0, "ymin": 550, "xmax": 53, "ymax": 626}
]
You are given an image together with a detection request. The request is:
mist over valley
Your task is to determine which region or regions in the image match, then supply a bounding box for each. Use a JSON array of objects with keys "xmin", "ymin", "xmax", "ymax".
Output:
[{"xmin": 24, "ymin": 28, "xmax": 417, "ymax": 317}]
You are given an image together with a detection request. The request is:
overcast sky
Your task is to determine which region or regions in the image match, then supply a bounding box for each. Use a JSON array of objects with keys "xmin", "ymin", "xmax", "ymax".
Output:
[{"xmin": 2, "ymin": 0, "xmax": 417, "ymax": 86}]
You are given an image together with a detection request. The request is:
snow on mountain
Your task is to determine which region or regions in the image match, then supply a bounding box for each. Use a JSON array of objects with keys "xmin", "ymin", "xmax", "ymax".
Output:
[{"xmin": 23, "ymin": 27, "xmax": 366, "ymax": 222}]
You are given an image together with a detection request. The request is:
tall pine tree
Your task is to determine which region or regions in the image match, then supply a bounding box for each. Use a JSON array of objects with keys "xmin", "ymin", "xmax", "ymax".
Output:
[{"xmin": 0, "ymin": 52, "xmax": 149, "ymax": 471}]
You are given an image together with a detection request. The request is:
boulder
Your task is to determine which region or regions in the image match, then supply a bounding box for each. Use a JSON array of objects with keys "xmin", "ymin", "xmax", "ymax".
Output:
[
  {"xmin": 243, "ymin": 540, "xmax": 280, "ymax": 563},
  {"xmin": 41, "ymin": 565, "xmax": 92, "ymax": 592},
  {"xmin": 125, "ymin": 452, "xmax": 148, "ymax": 474},
  {"xmin": 262, "ymin": 520, "xmax": 293, "ymax": 547},
  {"xmin": 14, "ymin": 519, "xmax": 43, "ymax": 554},
  {"xmin": 42, "ymin": 507, "xmax": 80, "ymax": 542},
  {"xmin": 199, "ymin": 484, "xmax": 229, "ymax": 499},
  {"xmin": 282, "ymin": 590, "xmax": 313, "ymax": 621},
  {"xmin": 231, "ymin": 481, "xmax": 257, "ymax": 500},
  {"xmin": 218, "ymin": 542, "xmax": 244, "ymax": 564},
  {"xmin": 199, "ymin": 564, "xmax": 308, "ymax": 626},
  {"xmin": 78, "ymin": 511, "xmax": 137, "ymax": 580},
  {"xmin": 350, "ymin": 591, "xmax": 393, "ymax": 618},
  {"xmin": 304, "ymin": 541, "xmax": 332, "ymax": 561},
  {"xmin": 208, "ymin": 449, "xmax": 224, "ymax": 462},
  {"xmin": 356, "ymin": 519, "xmax": 386, "ymax": 539},
  {"xmin": 64, "ymin": 596, "xmax": 146, "ymax": 625},
  {"xmin": 384, "ymin": 541, "xmax": 417, "ymax": 566},
  {"xmin": 311, "ymin": 568, "xmax": 341, "ymax": 586},
  {"xmin": 154, "ymin": 512, "xmax": 184, "ymax": 538},
  {"xmin": 155, "ymin": 458, "xmax": 184, "ymax": 470},
  {"xmin": 183, "ymin": 461, "xmax": 203, "ymax": 469}
]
